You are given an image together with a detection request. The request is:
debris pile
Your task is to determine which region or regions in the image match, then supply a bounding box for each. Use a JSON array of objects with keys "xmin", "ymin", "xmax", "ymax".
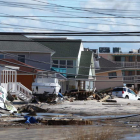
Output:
[{"xmin": 18, "ymin": 105, "xmax": 49, "ymax": 115}]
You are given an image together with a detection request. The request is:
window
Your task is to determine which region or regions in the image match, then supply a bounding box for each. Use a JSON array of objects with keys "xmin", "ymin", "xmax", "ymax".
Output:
[
  {"xmin": 113, "ymin": 88, "xmax": 126, "ymax": 91},
  {"xmin": 0, "ymin": 54, "xmax": 4, "ymax": 59},
  {"xmin": 129, "ymin": 56, "xmax": 133, "ymax": 62},
  {"xmin": 52, "ymin": 60, "xmax": 58, "ymax": 68},
  {"xmin": 128, "ymin": 89, "xmax": 131, "ymax": 93},
  {"xmin": 128, "ymin": 71, "xmax": 133, "ymax": 76},
  {"xmin": 60, "ymin": 60, "xmax": 66, "ymax": 68},
  {"xmin": 18, "ymin": 55, "xmax": 25, "ymax": 63},
  {"xmin": 108, "ymin": 72, "xmax": 117, "ymax": 79},
  {"xmin": 67, "ymin": 60, "xmax": 73, "ymax": 68},
  {"xmin": 115, "ymin": 56, "xmax": 121, "ymax": 61}
]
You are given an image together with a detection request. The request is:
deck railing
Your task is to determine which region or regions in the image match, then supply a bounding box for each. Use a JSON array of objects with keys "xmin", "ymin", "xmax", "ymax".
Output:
[
  {"xmin": 113, "ymin": 61, "xmax": 140, "ymax": 68},
  {"xmin": 123, "ymin": 76, "xmax": 140, "ymax": 83},
  {"xmin": 113, "ymin": 61, "xmax": 135, "ymax": 68}
]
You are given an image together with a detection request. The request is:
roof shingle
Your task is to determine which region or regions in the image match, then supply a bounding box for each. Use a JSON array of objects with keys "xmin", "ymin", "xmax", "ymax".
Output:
[
  {"xmin": 0, "ymin": 35, "xmax": 54, "ymax": 53},
  {"xmin": 32, "ymin": 38, "xmax": 82, "ymax": 57},
  {"xmin": 0, "ymin": 59, "xmax": 39, "ymax": 74},
  {"xmin": 77, "ymin": 51, "xmax": 93, "ymax": 79},
  {"xmin": 96, "ymin": 57, "xmax": 122, "ymax": 73}
]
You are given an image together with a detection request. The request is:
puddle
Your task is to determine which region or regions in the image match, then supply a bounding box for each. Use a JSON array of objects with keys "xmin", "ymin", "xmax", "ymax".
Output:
[
  {"xmin": 16, "ymin": 112, "xmax": 69, "ymax": 117},
  {"xmin": 121, "ymin": 134, "xmax": 140, "ymax": 140},
  {"xmin": 16, "ymin": 113, "xmax": 139, "ymax": 121},
  {"xmin": 81, "ymin": 114, "xmax": 139, "ymax": 120}
]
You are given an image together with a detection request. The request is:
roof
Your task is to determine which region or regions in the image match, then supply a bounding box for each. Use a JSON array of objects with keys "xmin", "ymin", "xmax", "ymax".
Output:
[
  {"xmin": 0, "ymin": 59, "xmax": 40, "ymax": 74},
  {"xmin": 77, "ymin": 51, "xmax": 93, "ymax": 79},
  {"xmin": 96, "ymin": 57, "xmax": 122, "ymax": 73},
  {"xmin": 0, "ymin": 35, "xmax": 54, "ymax": 54},
  {"xmin": 31, "ymin": 38, "xmax": 82, "ymax": 57}
]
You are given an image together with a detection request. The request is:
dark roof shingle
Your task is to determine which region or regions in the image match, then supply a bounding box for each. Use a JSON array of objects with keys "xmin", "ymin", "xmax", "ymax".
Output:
[
  {"xmin": 77, "ymin": 51, "xmax": 93, "ymax": 79},
  {"xmin": 32, "ymin": 38, "xmax": 82, "ymax": 57},
  {"xmin": 0, "ymin": 35, "xmax": 54, "ymax": 53},
  {"xmin": 96, "ymin": 57, "xmax": 121, "ymax": 73}
]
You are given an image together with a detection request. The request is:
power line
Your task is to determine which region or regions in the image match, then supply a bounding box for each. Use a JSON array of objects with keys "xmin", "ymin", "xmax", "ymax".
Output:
[
  {"xmin": 1, "ymin": 15, "xmax": 140, "ymax": 18},
  {"xmin": 0, "ymin": 39, "xmax": 140, "ymax": 43},
  {"xmin": 0, "ymin": 56, "xmax": 138, "ymax": 82},
  {"xmin": 0, "ymin": 51, "xmax": 139, "ymax": 81},
  {"xmin": 0, "ymin": 51, "xmax": 123, "ymax": 69},
  {"xmin": 0, "ymin": 13, "xmax": 104, "ymax": 32},
  {"xmin": 0, "ymin": 31, "xmax": 140, "ymax": 36}
]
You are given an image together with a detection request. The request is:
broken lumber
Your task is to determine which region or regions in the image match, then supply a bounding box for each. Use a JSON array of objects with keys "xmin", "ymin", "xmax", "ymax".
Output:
[
  {"xmin": 106, "ymin": 99, "xmax": 117, "ymax": 102},
  {"xmin": 99, "ymin": 95, "xmax": 110, "ymax": 102}
]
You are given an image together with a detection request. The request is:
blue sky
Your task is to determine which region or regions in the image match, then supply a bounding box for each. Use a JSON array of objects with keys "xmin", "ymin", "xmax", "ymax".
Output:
[{"xmin": 0, "ymin": 0, "xmax": 140, "ymax": 52}]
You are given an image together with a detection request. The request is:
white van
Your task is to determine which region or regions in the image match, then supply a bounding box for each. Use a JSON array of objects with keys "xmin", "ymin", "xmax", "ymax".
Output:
[{"xmin": 112, "ymin": 87, "xmax": 140, "ymax": 100}]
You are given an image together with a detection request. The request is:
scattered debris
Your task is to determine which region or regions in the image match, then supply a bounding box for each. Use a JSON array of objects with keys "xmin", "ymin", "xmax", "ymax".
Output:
[
  {"xmin": 69, "ymin": 98, "xmax": 74, "ymax": 102},
  {"xmin": 18, "ymin": 105, "xmax": 49, "ymax": 115},
  {"xmin": 24, "ymin": 116, "xmax": 38, "ymax": 124},
  {"xmin": 100, "ymin": 95, "xmax": 110, "ymax": 102},
  {"xmin": 132, "ymin": 125, "xmax": 139, "ymax": 128},
  {"xmin": 5, "ymin": 100, "xmax": 17, "ymax": 113},
  {"xmin": 67, "ymin": 91, "xmax": 93, "ymax": 100},
  {"xmin": 43, "ymin": 120, "xmax": 93, "ymax": 125},
  {"xmin": 106, "ymin": 99, "xmax": 117, "ymax": 102},
  {"xmin": 102, "ymin": 103, "xmax": 121, "ymax": 106}
]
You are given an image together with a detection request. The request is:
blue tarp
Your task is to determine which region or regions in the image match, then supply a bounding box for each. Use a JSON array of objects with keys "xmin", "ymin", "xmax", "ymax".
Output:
[
  {"xmin": 58, "ymin": 92, "xmax": 63, "ymax": 98},
  {"xmin": 24, "ymin": 116, "xmax": 38, "ymax": 124}
]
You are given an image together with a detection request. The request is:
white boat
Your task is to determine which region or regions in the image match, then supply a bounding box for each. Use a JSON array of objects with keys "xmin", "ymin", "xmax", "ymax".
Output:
[{"xmin": 32, "ymin": 72, "xmax": 61, "ymax": 101}]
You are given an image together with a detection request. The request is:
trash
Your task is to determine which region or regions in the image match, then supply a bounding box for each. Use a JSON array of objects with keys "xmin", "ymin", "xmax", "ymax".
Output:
[
  {"xmin": 18, "ymin": 105, "xmax": 48, "ymax": 113},
  {"xmin": 124, "ymin": 121, "xmax": 129, "ymax": 124},
  {"xmin": 105, "ymin": 99, "xmax": 117, "ymax": 102},
  {"xmin": 100, "ymin": 95, "xmax": 110, "ymax": 102},
  {"xmin": 102, "ymin": 103, "xmax": 122, "ymax": 106},
  {"xmin": 5, "ymin": 100, "xmax": 17, "ymax": 113},
  {"xmin": 24, "ymin": 116, "xmax": 38, "ymax": 124},
  {"xmin": 0, "ymin": 86, "xmax": 17, "ymax": 113},
  {"xmin": 132, "ymin": 125, "xmax": 139, "ymax": 128},
  {"xmin": 58, "ymin": 92, "xmax": 63, "ymax": 98},
  {"xmin": 69, "ymin": 98, "xmax": 74, "ymax": 102}
]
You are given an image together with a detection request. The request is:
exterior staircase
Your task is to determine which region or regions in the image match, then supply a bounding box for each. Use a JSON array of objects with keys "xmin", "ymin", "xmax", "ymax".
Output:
[
  {"xmin": 16, "ymin": 82, "xmax": 32, "ymax": 102},
  {"xmin": 0, "ymin": 69, "xmax": 32, "ymax": 103},
  {"xmin": 2, "ymin": 82, "xmax": 32, "ymax": 102}
]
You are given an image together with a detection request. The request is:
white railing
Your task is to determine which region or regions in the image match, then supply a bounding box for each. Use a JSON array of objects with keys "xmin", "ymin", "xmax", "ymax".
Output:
[
  {"xmin": 113, "ymin": 61, "xmax": 135, "ymax": 68},
  {"xmin": 123, "ymin": 76, "xmax": 134, "ymax": 81},
  {"xmin": 17, "ymin": 82, "xmax": 32, "ymax": 99},
  {"xmin": 134, "ymin": 76, "xmax": 140, "ymax": 83},
  {"xmin": 123, "ymin": 76, "xmax": 140, "ymax": 83},
  {"xmin": 137, "ymin": 62, "xmax": 140, "ymax": 68}
]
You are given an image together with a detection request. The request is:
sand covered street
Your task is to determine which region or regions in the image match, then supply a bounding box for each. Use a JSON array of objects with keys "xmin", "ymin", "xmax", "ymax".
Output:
[{"xmin": 38, "ymin": 98, "xmax": 140, "ymax": 116}]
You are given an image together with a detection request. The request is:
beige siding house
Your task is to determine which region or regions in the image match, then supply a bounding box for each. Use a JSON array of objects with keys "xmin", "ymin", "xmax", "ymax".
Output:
[{"xmin": 95, "ymin": 57, "xmax": 123, "ymax": 91}]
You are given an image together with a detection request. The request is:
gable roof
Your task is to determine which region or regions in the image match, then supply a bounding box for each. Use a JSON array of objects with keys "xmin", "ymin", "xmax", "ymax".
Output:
[
  {"xmin": 96, "ymin": 57, "xmax": 122, "ymax": 73},
  {"xmin": 77, "ymin": 51, "xmax": 93, "ymax": 79},
  {"xmin": 0, "ymin": 35, "xmax": 54, "ymax": 54},
  {"xmin": 31, "ymin": 38, "xmax": 82, "ymax": 58},
  {"xmin": 0, "ymin": 59, "xmax": 40, "ymax": 74}
]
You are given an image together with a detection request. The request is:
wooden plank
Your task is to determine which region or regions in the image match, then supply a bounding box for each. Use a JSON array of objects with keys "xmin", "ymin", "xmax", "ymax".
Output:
[{"xmin": 99, "ymin": 95, "xmax": 110, "ymax": 102}]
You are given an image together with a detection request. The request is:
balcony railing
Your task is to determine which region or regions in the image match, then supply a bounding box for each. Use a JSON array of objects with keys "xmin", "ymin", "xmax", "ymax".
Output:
[
  {"xmin": 123, "ymin": 76, "xmax": 140, "ymax": 83},
  {"xmin": 113, "ymin": 61, "xmax": 140, "ymax": 68},
  {"xmin": 113, "ymin": 61, "xmax": 135, "ymax": 68}
]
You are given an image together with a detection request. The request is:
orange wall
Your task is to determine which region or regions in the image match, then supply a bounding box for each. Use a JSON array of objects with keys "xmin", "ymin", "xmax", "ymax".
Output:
[
  {"xmin": 95, "ymin": 70, "xmax": 123, "ymax": 91},
  {"xmin": 17, "ymin": 75, "xmax": 36, "ymax": 90}
]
